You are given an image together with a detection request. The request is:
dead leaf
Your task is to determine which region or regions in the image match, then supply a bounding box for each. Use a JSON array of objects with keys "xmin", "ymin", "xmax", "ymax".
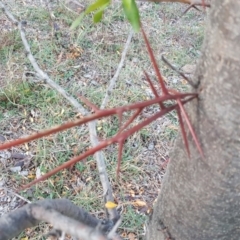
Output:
[
  {"xmin": 56, "ymin": 50, "xmax": 64, "ymax": 65},
  {"xmin": 105, "ymin": 201, "xmax": 118, "ymax": 209},
  {"xmin": 27, "ymin": 173, "xmax": 35, "ymax": 179},
  {"xmin": 132, "ymin": 199, "xmax": 147, "ymax": 208},
  {"xmin": 85, "ymin": 177, "xmax": 92, "ymax": 182},
  {"xmin": 129, "ymin": 189, "xmax": 135, "ymax": 197},
  {"xmin": 128, "ymin": 232, "xmax": 137, "ymax": 240},
  {"xmin": 66, "ymin": 45, "xmax": 83, "ymax": 59},
  {"xmin": 21, "ymin": 237, "xmax": 28, "ymax": 240},
  {"xmin": 121, "ymin": 232, "xmax": 127, "ymax": 238},
  {"xmin": 24, "ymin": 143, "xmax": 29, "ymax": 151}
]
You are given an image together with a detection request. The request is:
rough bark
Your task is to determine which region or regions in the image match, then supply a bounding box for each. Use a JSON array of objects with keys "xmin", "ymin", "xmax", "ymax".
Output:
[{"xmin": 147, "ymin": 0, "xmax": 240, "ymax": 239}]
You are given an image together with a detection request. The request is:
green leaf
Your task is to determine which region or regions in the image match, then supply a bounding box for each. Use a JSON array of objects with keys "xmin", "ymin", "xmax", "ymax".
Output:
[
  {"xmin": 122, "ymin": 0, "xmax": 140, "ymax": 32},
  {"xmin": 86, "ymin": 0, "xmax": 110, "ymax": 14},
  {"xmin": 93, "ymin": 3, "xmax": 110, "ymax": 23},
  {"xmin": 70, "ymin": 0, "xmax": 110, "ymax": 29},
  {"xmin": 93, "ymin": 9, "xmax": 104, "ymax": 23},
  {"xmin": 70, "ymin": 12, "xmax": 85, "ymax": 30}
]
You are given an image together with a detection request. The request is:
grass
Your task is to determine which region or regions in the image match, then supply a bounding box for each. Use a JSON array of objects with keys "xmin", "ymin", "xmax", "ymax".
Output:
[{"xmin": 0, "ymin": 1, "xmax": 206, "ymax": 239}]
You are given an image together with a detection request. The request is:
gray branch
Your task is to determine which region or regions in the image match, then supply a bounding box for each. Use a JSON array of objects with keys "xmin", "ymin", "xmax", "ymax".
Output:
[
  {"xmin": 100, "ymin": 30, "xmax": 133, "ymax": 109},
  {"xmin": 0, "ymin": 199, "xmax": 120, "ymax": 240},
  {"xmin": 0, "ymin": 1, "xmax": 118, "ymax": 221}
]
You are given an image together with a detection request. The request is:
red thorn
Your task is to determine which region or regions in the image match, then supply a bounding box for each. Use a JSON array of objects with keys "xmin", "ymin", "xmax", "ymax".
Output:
[
  {"xmin": 116, "ymin": 141, "xmax": 124, "ymax": 178},
  {"xmin": 143, "ymin": 70, "xmax": 165, "ymax": 110},
  {"xmin": 78, "ymin": 95, "xmax": 99, "ymax": 112},
  {"xmin": 176, "ymin": 103, "xmax": 190, "ymax": 158},
  {"xmin": 141, "ymin": 26, "xmax": 168, "ymax": 95},
  {"xmin": 177, "ymin": 99, "xmax": 204, "ymax": 158},
  {"xmin": 119, "ymin": 108, "xmax": 142, "ymax": 132}
]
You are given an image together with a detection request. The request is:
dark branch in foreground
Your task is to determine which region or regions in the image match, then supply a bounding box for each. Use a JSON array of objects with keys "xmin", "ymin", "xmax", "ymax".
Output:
[{"xmin": 0, "ymin": 199, "xmax": 121, "ymax": 240}]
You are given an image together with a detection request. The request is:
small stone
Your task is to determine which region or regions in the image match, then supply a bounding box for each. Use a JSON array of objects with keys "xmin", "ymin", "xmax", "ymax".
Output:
[
  {"xmin": 0, "ymin": 151, "xmax": 11, "ymax": 159},
  {"xmin": 132, "ymin": 57, "xmax": 138, "ymax": 63},
  {"xmin": 36, "ymin": 167, "xmax": 42, "ymax": 179},
  {"xmin": 11, "ymin": 152, "xmax": 26, "ymax": 159},
  {"xmin": 172, "ymin": 77, "xmax": 178, "ymax": 84},
  {"xmin": 148, "ymin": 142, "xmax": 154, "ymax": 151},
  {"xmin": 0, "ymin": 179, "xmax": 6, "ymax": 187},
  {"xmin": 84, "ymin": 74, "xmax": 92, "ymax": 79},
  {"xmin": 14, "ymin": 160, "xmax": 25, "ymax": 168},
  {"xmin": 125, "ymin": 79, "xmax": 132, "ymax": 86},
  {"xmin": 9, "ymin": 166, "xmax": 21, "ymax": 173},
  {"xmin": 0, "ymin": 135, "xmax": 6, "ymax": 142},
  {"xmin": 90, "ymin": 80, "xmax": 99, "ymax": 86},
  {"xmin": 19, "ymin": 171, "xmax": 29, "ymax": 176}
]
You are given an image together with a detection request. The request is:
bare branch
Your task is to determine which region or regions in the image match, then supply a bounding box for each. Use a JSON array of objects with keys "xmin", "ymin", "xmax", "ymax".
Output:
[
  {"xmin": 31, "ymin": 205, "xmax": 109, "ymax": 240},
  {"xmin": 100, "ymin": 30, "xmax": 133, "ymax": 109},
  {"xmin": 81, "ymin": 30, "xmax": 133, "ymax": 220},
  {"xmin": 0, "ymin": 1, "xmax": 118, "ymax": 221},
  {"xmin": 161, "ymin": 55, "xmax": 196, "ymax": 88},
  {"xmin": 108, "ymin": 218, "xmax": 122, "ymax": 240}
]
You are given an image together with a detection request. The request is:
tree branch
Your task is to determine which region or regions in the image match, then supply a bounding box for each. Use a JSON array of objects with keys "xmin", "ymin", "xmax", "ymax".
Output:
[
  {"xmin": 0, "ymin": 199, "xmax": 120, "ymax": 240},
  {"xmin": 100, "ymin": 30, "xmax": 133, "ymax": 109},
  {"xmin": 0, "ymin": 1, "xmax": 118, "ymax": 221}
]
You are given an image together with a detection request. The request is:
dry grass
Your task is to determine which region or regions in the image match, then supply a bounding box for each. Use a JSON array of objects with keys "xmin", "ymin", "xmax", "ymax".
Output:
[{"xmin": 0, "ymin": 0, "xmax": 206, "ymax": 239}]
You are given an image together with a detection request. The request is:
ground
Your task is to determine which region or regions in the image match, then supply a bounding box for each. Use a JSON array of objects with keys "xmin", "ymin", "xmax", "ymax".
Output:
[{"xmin": 0, "ymin": 0, "xmax": 205, "ymax": 239}]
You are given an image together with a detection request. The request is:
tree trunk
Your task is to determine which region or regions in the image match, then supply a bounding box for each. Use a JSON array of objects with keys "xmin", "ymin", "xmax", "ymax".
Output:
[{"xmin": 147, "ymin": 1, "xmax": 240, "ymax": 239}]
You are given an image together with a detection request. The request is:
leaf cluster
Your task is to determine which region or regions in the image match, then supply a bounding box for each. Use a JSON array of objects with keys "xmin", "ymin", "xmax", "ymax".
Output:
[{"xmin": 71, "ymin": 0, "xmax": 140, "ymax": 32}]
